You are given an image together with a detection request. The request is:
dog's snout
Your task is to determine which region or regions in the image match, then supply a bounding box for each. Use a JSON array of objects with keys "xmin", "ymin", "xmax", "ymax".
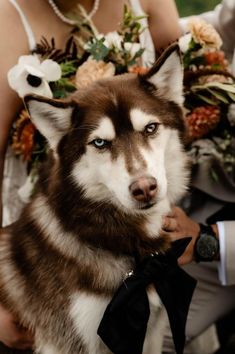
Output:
[{"xmin": 129, "ymin": 177, "xmax": 157, "ymax": 203}]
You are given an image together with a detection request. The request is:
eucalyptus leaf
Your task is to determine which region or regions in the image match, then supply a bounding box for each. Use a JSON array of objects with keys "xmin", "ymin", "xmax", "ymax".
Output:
[
  {"xmin": 192, "ymin": 82, "xmax": 235, "ymax": 94},
  {"xmin": 195, "ymin": 93, "xmax": 218, "ymax": 105},
  {"xmin": 207, "ymin": 89, "xmax": 230, "ymax": 104},
  {"xmin": 86, "ymin": 38, "xmax": 110, "ymax": 61},
  {"xmin": 227, "ymin": 91, "xmax": 235, "ymax": 102},
  {"xmin": 210, "ymin": 168, "xmax": 219, "ymax": 182}
]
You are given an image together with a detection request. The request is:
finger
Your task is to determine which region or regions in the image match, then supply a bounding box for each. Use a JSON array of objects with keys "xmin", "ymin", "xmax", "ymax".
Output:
[
  {"xmin": 13, "ymin": 341, "xmax": 33, "ymax": 350},
  {"xmin": 162, "ymin": 216, "xmax": 178, "ymax": 231},
  {"xmin": 167, "ymin": 232, "xmax": 183, "ymax": 242},
  {"xmin": 178, "ymin": 250, "xmax": 194, "ymax": 266},
  {"xmin": 4, "ymin": 337, "xmax": 34, "ymax": 350},
  {"xmin": 166, "ymin": 209, "xmax": 176, "ymax": 218},
  {"xmin": 14, "ymin": 321, "xmax": 34, "ymax": 337},
  {"xmin": 15, "ymin": 323, "xmax": 32, "ymax": 334},
  {"xmin": 10, "ymin": 325, "xmax": 34, "ymax": 348}
]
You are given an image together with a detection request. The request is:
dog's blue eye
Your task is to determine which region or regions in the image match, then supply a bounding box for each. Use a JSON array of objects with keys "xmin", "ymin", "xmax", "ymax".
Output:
[
  {"xmin": 92, "ymin": 139, "xmax": 109, "ymax": 149},
  {"xmin": 145, "ymin": 123, "xmax": 158, "ymax": 134}
]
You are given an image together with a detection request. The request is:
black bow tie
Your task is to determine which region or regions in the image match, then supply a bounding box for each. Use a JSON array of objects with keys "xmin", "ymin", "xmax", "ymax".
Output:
[{"xmin": 98, "ymin": 238, "xmax": 196, "ymax": 354}]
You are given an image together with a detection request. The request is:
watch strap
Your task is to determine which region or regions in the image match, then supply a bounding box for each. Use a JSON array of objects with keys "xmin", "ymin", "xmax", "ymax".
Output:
[
  {"xmin": 199, "ymin": 223, "xmax": 216, "ymax": 237},
  {"xmin": 194, "ymin": 223, "xmax": 219, "ymax": 262}
]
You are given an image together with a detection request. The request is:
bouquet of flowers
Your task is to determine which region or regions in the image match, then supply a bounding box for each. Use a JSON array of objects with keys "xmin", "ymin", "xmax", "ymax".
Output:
[{"xmin": 179, "ymin": 18, "xmax": 235, "ymax": 188}]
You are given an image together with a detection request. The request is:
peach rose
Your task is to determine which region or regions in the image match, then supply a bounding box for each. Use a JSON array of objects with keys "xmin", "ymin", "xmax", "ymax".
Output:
[
  {"xmin": 188, "ymin": 18, "xmax": 222, "ymax": 49},
  {"xmin": 75, "ymin": 59, "xmax": 115, "ymax": 89}
]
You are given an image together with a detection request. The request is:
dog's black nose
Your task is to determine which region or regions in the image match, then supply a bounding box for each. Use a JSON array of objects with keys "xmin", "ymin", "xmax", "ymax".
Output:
[{"xmin": 129, "ymin": 177, "xmax": 157, "ymax": 203}]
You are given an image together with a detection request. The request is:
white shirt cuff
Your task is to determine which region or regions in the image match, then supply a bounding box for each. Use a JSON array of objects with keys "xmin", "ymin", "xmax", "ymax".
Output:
[{"xmin": 217, "ymin": 221, "xmax": 227, "ymax": 285}]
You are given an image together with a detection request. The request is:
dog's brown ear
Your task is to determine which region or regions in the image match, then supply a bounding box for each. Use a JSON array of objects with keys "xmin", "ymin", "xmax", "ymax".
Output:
[
  {"xmin": 141, "ymin": 43, "xmax": 183, "ymax": 105},
  {"xmin": 24, "ymin": 94, "xmax": 75, "ymax": 150}
]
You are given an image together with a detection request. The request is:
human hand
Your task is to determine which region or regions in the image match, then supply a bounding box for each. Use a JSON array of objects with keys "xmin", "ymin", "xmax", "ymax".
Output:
[
  {"xmin": 162, "ymin": 206, "xmax": 200, "ymax": 265},
  {"xmin": 0, "ymin": 303, "xmax": 34, "ymax": 349}
]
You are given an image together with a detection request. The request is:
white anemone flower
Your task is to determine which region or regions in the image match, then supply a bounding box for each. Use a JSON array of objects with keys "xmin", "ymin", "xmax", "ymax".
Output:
[
  {"xmin": 124, "ymin": 42, "xmax": 141, "ymax": 58},
  {"xmin": 103, "ymin": 31, "xmax": 123, "ymax": 50},
  {"xmin": 8, "ymin": 55, "xmax": 62, "ymax": 98},
  {"xmin": 178, "ymin": 33, "xmax": 192, "ymax": 53}
]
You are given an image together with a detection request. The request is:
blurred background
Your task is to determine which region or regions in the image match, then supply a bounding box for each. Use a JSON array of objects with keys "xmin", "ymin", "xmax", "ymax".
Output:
[{"xmin": 176, "ymin": 0, "xmax": 221, "ymax": 17}]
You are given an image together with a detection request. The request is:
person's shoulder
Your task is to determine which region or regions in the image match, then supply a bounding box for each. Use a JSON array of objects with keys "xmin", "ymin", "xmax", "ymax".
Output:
[
  {"xmin": 140, "ymin": 0, "xmax": 179, "ymax": 15},
  {"xmin": 139, "ymin": 0, "xmax": 150, "ymax": 14},
  {"xmin": 0, "ymin": 0, "xmax": 21, "ymax": 23},
  {"xmin": 0, "ymin": 0, "xmax": 29, "ymax": 61},
  {"xmin": 139, "ymin": 0, "xmax": 160, "ymax": 15}
]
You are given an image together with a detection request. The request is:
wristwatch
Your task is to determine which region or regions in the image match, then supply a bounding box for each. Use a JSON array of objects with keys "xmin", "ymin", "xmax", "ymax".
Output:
[{"xmin": 194, "ymin": 223, "xmax": 220, "ymax": 262}]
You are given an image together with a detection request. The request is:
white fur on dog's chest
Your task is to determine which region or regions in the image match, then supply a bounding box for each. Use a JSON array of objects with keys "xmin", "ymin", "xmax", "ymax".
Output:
[
  {"xmin": 69, "ymin": 292, "xmax": 111, "ymax": 354},
  {"xmin": 147, "ymin": 284, "xmax": 162, "ymax": 309},
  {"xmin": 144, "ymin": 285, "xmax": 167, "ymax": 354}
]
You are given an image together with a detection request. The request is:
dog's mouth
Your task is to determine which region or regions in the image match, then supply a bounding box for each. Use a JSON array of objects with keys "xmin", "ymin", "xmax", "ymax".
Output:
[{"xmin": 138, "ymin": 201, "xmax": 157, "ymax": 210}]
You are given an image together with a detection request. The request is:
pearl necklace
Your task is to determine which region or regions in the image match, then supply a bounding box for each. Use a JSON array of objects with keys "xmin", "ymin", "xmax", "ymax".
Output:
[{"xmin": 48, "ymin": 0, "xmax": 100, "ymax": 25}]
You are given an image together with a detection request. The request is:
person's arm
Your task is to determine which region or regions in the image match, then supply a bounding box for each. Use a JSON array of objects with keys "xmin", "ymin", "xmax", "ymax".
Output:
[{"xmin": 143, "ymin": 0, "xmax": 182, "ymax": 51}]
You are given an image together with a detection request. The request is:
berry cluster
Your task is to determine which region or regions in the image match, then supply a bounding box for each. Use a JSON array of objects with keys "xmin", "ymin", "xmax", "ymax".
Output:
[{"xmin": 186, "ymin": 106, "xmax": 221, "ymax": 139}]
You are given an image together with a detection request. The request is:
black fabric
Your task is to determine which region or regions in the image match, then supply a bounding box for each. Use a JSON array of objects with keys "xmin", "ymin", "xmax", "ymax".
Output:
[
  {"xmin": 98, "ymin": 239, "xmax": 197, "ymax": 354},
  {"xmin": 0, "ymin": 343, "xmax": 32, "ymax": 354},
  {"xmin": 207, "ymin": 203, "xmax": 235, "ymax": 224}
]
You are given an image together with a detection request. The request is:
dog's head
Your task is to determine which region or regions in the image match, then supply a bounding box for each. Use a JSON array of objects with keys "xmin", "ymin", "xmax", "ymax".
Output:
[{"xmin": 25, "ymin": 44, "xmax": 188, "ymax": 217}]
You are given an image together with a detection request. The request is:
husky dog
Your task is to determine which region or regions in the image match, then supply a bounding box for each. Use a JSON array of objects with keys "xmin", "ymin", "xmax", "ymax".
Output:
[{"xmin": 0, "ymin": 44, "xmax": 189, "ymax": 354}]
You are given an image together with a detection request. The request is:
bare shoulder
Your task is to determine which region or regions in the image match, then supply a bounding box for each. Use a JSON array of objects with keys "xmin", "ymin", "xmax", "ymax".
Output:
[
  {"xmin": 139, "ymin": 0, "xmax": 159, "ymax": 15},
  {"xmin": 140, "ymin": 0, "xmax": 178, "ymax": 14},
  {"xmin": 0, "ymin": 0, "xmax": 29, "ymax": 60},
  {"xmin": 0, "ymin": 0, "xmax": 22, "ymax": 31}
]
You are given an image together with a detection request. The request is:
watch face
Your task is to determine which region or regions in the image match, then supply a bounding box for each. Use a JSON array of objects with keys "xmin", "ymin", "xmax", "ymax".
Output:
[{"xmin": 196, "ymin": 234, "xmax": 219, "ymax": 260}]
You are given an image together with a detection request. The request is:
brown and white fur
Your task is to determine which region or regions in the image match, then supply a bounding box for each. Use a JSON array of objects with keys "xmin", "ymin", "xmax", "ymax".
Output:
[{"xmin": 0, "ymin": 44, "xmax": 189, "ymax": 354}]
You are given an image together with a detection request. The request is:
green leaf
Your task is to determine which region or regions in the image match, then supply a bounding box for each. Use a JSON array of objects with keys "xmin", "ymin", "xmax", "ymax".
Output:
[
  {"xmin": 52, "ymin": 78, "xmax": 76, "ymax": 99},
  {"xmin": 86, "ymin": 38, "xmax": 110, "ymax": 61},
  {"xmin": 193, "ymin": 82, "xmax": 235, "ymax": 93},
  {"xmin": 60, "ymin": 60, "xmax": 78, "ymax": 77},
  {"xmin": 227, "ymin": 91, "xmax": 235, "ymax": 102},
  {"xmin": 134, "ymin": 47, "xmax": 145, "ymax": 58},
  {"xmin": 210, "ymin": 168, "xmax": 219, "ymax": 182},
  {"xmin": 211, "ymin": 63, "xmax": 224, "ymax": 70},
  {"xmin": 190, "ymin": 55, "xmax": 205, "ymax": 67},
  {"xmin": 53, "ymin": 89, "xmax": 68, "ymax": 99},
  {"xmin": 195, "ymin": 93, "xmax": 218, "ymax": 105},
  {"xmin": 207, "ymin": 89, "xmax": 230, "ymax": 104},
  {"xmin": 188, "ymin": 38, "xmax": 201, "ymax": 51}
]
